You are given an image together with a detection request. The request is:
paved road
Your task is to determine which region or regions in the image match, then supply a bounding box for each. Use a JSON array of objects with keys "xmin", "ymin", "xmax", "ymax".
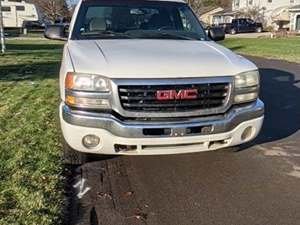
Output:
[{"xmin": 66, "ymin": 57, "xmax": 300, "ymax": 225}]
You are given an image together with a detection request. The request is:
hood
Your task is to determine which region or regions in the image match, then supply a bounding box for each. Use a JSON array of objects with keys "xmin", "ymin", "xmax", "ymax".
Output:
[{"xmin": 67, "ymin": 39, "xmax": 257, "ymax": 78}]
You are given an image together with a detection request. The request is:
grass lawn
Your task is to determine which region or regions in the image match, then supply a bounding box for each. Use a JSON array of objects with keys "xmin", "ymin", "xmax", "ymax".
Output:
[
  {"xmin": 222, "ymin": 37, "xmax": 300, "ymax": 64},
  {"xmin": 0, "ymin": 40, "xmax": 64, "ymax": 225}
]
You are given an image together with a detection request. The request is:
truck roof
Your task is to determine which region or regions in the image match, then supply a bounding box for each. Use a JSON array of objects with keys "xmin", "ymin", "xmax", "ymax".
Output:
[
  {"xmin": 145, "ymin": 0, "xmax": 186, "ymax": 2},
  {"xmin": 82, "ymin": 0, "xmax": 186, "ymax": 3}
]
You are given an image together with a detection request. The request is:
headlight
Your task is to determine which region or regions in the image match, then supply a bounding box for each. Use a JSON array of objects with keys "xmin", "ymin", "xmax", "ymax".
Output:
[
  {"xmin": 235, "ymin": 70, "xmax": 259, "ymax": 89},
  {"xmin": 65, "ymin": 72, "xmax": 111, "ymax": 109},
  {"xmin": 234, "ymin": 70, "xmax": 260, "ymax": 104},
  {"xmin": 65, "ymin": 72, "xmax": 110, "ymax": 92}
]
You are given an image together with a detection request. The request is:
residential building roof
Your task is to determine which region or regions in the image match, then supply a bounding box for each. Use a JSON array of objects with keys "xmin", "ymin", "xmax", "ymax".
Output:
[
  {"xmin": 213, "ymin": 8, "xmax": 240, "ymax": 16},
  {"xmin": 198, "ymin": 6, "xmax": 222, "ymax": 15},
  {"xmin": 290, "ymin": 4, "xmax": 300, "ymax": 10}
]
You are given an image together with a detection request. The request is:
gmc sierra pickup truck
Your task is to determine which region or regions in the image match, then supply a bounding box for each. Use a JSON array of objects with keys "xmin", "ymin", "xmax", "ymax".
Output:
[{"xmin": 45, "ymin": 0, "xmax": 264, "ymax": 164}]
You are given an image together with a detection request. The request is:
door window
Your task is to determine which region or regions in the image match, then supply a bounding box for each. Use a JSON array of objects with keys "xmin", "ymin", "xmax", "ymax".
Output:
[
  {"xmin": 1, "ymin": 7, "xmax": 11, "ymax": 12},
  {"xmin": 296, "ymin": 15, "xmax": 300, "ymax": 30},
  {"xmin": 16, "ymin": 6, "xmax": 25, "ymax": 11}
]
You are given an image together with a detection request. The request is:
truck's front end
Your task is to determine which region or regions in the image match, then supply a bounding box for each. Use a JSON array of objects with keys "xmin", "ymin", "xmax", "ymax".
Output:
[{"xmin": 55, "ymin": 0, "xmax": 264, "ymax": 159}]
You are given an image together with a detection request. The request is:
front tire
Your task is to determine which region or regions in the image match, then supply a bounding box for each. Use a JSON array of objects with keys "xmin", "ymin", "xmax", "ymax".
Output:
[{"xmin": 62, "ymin": 138, "xmax": 87, "ymax": 165}]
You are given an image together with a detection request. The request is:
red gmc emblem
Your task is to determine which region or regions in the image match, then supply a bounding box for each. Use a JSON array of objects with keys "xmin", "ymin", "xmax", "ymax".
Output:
[{"xmin": 156, "ymin": 89, "xmax": 198, "ymax": 101}]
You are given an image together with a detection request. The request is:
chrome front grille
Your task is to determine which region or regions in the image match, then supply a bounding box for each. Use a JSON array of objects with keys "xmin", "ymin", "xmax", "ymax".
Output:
[{"xmin": 118, "ymin": 82, "xmax": 230, "ymax": 113}]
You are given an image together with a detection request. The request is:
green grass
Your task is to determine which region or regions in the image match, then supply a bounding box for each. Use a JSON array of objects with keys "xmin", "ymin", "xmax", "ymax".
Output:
[
  {"xmin": 222, "ymin": 37, "xmax": 300, "ymax": 63},
  {"xmin": 0, "ymin": 40, "xmax": 64, "ymax": 225},
  {"xmin": 20, "ymin": 32, "xmax": 45, "ymax": 38}
]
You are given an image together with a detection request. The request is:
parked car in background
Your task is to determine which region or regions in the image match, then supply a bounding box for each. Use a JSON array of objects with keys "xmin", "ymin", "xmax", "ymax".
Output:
[
  {"xmin": 1, "ymin": 0, "xmax": 39, "ymax": 28},
  {"xmin": 23, "ymin": 21, "xmax": 44, "ymax": 30},
  {"xmin": 219, "ymin": 18, "xmax": 263, "ymax": 35},
  {"xmin": 54, "ymin": 17, "xmax": 70, "ymax": 27}
]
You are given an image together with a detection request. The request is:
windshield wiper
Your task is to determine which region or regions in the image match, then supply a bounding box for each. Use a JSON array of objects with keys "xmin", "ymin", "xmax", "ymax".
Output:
[
  {"xmin": 81, "ymin": 30, "xmax": 200, "ymax": 40},
  {"xmin": 159, "ymin": 32, "xmax": 197, "ymax": 40},
  {"xmin": 136, "ymin": 32, "xmax": 198, "ymax": 40},
  {"xmin": 81, "ymin": 30, "xmax": 134, "ymax": 39}
]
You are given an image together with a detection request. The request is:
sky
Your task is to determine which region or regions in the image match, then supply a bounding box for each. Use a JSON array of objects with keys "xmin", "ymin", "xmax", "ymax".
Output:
[{"xmin": 67, "ymin": 0, "xmax": 79, "ymax": 6}]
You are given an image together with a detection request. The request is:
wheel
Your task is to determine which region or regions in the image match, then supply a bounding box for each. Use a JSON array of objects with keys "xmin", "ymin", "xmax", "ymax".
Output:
[
  {"xmin": 62, "ymin": 137, "xmax": 87, "ymax": 165},
  {"xmin": 256, "ymin": 27, "xmax": 262, "ymax": 33},
  {"xmin": 230, "ymin": 28, "xmax": 236, "ymax": 35}
]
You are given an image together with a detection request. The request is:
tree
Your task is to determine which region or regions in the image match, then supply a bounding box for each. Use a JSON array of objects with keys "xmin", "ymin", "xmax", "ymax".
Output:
[
  {"xmin": 240, "ymin": 6, "xmax": 266, "ymax": 23},
  {"xmin": 186, "ymin": 0, "xmax": 204, "ymax": 16},
  {"xmin": 186, "ymin": 0, "xmax": 231, "ymax": 16},
  {"xmin": 187, "ymin": 0, "xmax": 231, "ymax": 8},
  {"xmin": 29, "ymin": 0, "xmax": 70, "ymax": 23},
  {"xmin": 214, "ymin": 0, "xmax": 232, "ymax": 8}
]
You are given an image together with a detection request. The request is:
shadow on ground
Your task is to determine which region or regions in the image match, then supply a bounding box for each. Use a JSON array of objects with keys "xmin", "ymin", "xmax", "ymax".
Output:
[
  {"xmin": 240, "ymin": 65, "xmax": 300, "ymax": 150},
  {"xmin": 0, "ymin": 62, "xmax": 61, "ymax": 81},
  {"xmin": 5, "ymin": 43, "xmax": 63, "ymax": 51},
  {"xmin": 0, "ymin": 42, "xmax": 63, "ymax": 82}
]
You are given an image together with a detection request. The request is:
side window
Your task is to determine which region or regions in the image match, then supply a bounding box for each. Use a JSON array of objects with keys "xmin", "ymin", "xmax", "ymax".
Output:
[
  {"xmin": 178, "ymin": 8, "xmax": 192, "ymax": 31},
  {"xmin": 247, "ymin": 19, "xmax": 254, "ymax": 24},
  {"xmin": 2, "ymin": 7, "xmax": 11, "ymax": 12},
  {"xmin": 16, "ymin": 6, "xmax": 25, "ymax": 11},
  {"xmin": 84, "ymin": 7, "xmax": 112, "ymax": 32},
  {"xmin": 175, "ymin": 6, "xmax": 205, "ymax": 37},
  {"xmin": 86, "ymin": 7, "xmax": 112, "ymax": 21}
]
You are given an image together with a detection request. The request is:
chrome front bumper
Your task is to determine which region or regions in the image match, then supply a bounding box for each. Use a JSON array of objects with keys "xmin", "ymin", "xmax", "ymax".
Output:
[{"xmin": 62, "ymin": 99, "xmax": 264, "ymax": 139}]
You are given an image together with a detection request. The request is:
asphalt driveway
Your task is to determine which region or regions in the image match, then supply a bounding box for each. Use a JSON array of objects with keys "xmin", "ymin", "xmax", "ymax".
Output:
[
  {"xmin": 65, "ymin": 57, "xmax": 300, "ymax": 225},
  {"xmin": 226, "ymin": 32, "xmax": 272, "ymax": 38}
]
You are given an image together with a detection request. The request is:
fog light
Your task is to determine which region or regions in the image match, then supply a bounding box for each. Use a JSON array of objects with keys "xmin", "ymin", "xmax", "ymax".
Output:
[
  {"xmin": 241, "ymin": 126, "xmax": 254, "ymax": 141},
  {"xmin": 82, "ymin": 135, "xmax": 100, "ymax": 149}
]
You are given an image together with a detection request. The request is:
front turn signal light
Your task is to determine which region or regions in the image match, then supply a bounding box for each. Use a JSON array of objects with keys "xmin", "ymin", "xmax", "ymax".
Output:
[{"xmin": 65, "ymin": 72, "xmax": 75, "ymax": 90}]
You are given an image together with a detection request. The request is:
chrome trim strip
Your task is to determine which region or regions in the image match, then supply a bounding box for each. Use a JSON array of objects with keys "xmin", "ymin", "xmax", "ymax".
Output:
[{"xmin": 62, "ymin": 99, "xmax": 264, "ymax": 138}]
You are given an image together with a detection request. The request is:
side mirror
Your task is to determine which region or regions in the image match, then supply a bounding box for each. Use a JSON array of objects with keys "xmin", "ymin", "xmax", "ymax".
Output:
[
  {"xmin": 44, "ymin": 25, "xmax": 68, "ymax": 41},
  {"xmin": 208, "ymin": 27, "xmax": 225, "ymax": 41}
]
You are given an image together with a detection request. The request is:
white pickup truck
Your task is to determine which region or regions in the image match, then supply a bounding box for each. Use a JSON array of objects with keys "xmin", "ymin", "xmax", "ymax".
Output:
[{"xmin": 45, "ymin": 0, "xmax": 264, "ymax": 164}]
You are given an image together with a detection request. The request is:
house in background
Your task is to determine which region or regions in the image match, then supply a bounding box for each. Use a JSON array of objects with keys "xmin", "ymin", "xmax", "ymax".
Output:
[
  {"xmin": 199, "ymin": 7, "xmax": 224, "ymax": 25},
  {"xmin": 231, "ymin": 0, "xmax": 300, "ymax": 31},
  {"xmin": 211, "ymin": 8, "xmax": 240, "ymax": 25},
  {"xmin": 232, "ymin": 0, "xmax": 300, "ymax": 11}
]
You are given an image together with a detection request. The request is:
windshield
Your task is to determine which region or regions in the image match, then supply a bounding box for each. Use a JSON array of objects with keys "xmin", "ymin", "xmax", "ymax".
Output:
[{"xmin": 72, "ymin": 0, "xmax": 207, "ymax": 40}]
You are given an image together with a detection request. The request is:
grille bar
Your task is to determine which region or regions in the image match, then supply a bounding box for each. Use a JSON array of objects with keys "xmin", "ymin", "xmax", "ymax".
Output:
[
  {"xmin": 120, "ymin": 92, "xmax": 228, "ymax": 101},
  {"xmin": 118, "ymin": 82, "xmax": 230, "ymax": 113},
  {"xmin": 119, "ymin": 84, "xmax": 228, "ymax": 93}
]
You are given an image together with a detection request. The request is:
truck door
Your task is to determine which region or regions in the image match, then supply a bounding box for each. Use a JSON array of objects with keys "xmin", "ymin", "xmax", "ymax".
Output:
[
  {"xmin": 246, "ymin": 19, "xmax": 255, "ymax": 32},
  {"xmin": 238, "ymin": 19, "xmax": 246, "ymax": 32},
  {"xmin": 15, "ymin": 5, "xmax": 26, "ymax": 28}
]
